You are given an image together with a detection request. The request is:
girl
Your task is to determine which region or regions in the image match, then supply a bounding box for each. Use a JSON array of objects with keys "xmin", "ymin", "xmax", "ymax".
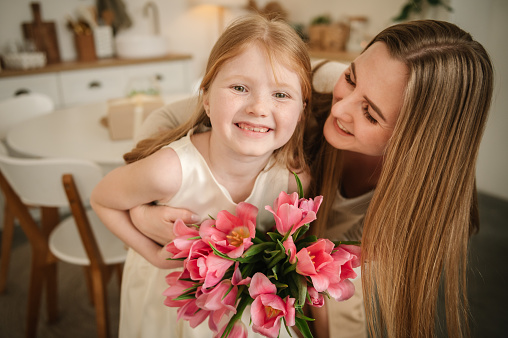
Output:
[{"xmin": 90, "ymin": 15, "xmax": 312, "ymax": 338}]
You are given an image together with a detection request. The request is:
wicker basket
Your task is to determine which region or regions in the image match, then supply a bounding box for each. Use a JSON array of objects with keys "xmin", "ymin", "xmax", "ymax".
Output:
[
  {"xmin": 3, "ymin": 52, "xmax": 46, "ymax": 70},
  {"xmin": 308, "ymin": 23, "xmax": 350, "ymax": 52}
]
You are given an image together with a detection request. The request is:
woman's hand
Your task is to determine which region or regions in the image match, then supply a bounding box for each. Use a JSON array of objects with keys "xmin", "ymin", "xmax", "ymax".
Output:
[{"xmin": 130, "ymin": 204, "xmax": 200, "ymax": 246}]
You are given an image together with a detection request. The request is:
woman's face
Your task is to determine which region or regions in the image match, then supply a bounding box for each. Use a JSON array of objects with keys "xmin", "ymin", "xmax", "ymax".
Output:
[{"xmin": 323, "ymin": 42, "xmax": 408, "ymax": 156}]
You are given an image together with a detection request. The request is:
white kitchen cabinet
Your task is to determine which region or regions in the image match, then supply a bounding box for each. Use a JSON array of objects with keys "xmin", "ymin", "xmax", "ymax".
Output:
[
  {"xmin": 0, "ymin": 55, "xmax": 192, "ymax": 108},
  {"xmin": 59, "ymin": 67, "xmax": 127, "ymax": 106},
  {"xmin": 0, "ymin": 73, "xmax": 62, "ymax": 104}
]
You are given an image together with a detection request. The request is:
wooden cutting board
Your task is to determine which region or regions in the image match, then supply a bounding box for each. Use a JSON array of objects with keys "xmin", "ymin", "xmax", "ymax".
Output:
[{"xmin": 22, "ymin": 2, "xmax": 61, "ymax": 64}]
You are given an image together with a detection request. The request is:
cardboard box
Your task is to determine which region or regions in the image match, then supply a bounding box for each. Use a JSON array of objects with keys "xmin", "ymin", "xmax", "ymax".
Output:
[{"xmin": 106, "ymin": 95, "xmax": 164, "ymax": 140}]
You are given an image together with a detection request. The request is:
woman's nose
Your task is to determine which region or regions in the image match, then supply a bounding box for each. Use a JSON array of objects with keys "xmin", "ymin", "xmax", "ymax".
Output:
[{"xmin": 331, "ymin": 97, "xmax": 354, "ymax": 123}]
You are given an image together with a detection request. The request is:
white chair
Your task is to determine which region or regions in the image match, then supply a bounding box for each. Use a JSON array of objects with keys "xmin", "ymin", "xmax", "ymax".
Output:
[
  {"xmin": 0, "ymin": 92, "xmax": 54, "ymax": 141},
  {"xmin": 0, "ymin": 154, "xmax": 126, "ymax": 338},
  {"xmin": 0, "ymin": 92, "xmax": 55, "ymax": 294}
]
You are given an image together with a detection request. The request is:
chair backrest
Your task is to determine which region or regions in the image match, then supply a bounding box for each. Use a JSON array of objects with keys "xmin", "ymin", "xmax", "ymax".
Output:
[
  {"xmin": 0, "ymin": 142, "xmax": 7, "ymax": 155},
  {"xmin": 0, "ymin": 154, "xmax": 103, "ymax": 207},
  {"xmin": 0, "ymin": 93, "xmax": 54, "ymax": 140}
]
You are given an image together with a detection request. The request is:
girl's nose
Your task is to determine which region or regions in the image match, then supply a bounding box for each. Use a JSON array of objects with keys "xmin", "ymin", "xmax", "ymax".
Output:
[{"xmin": 247, "ymin": 94, "xmax": 269, "ymax": 117}]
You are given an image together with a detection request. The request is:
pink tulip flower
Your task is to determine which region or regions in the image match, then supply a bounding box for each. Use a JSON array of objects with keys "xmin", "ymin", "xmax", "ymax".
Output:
[
  {"xmin": 282, "ymin": 236, "xmax": 297, "ymax": 264},
  {"xmin": 177, "ymin": 298, "xmax": 210, "ymax": 328},
  {"xmin": 295, "ymin": 238, "xmax": 339, "ymax": 292},
  {"xmin": 306, "ymin": 286, "xmax": 324, "ymax": 307},
  {"xmin": 165, "ymin": 219, "xmax": 200, "ymax": 259},
  {"xmin": 248, "ymin": 273, "xmax": 295, "ymax": 338},
  {"xmin": 326, "ymin": 244, "xmax": 361, "ymax": 301},
  {"xmin": 232, "ymin": 262, "xmax": 251, "ymax": 286},
  {"xmin": 163, "ymin": 270, "xmax": 196, "ymax": 307},
  {"xmin": 195, "ymin": 279, "xmax": 238, "ymax": 332},
  {"xmin": 200, "ymin": 202, "xmax": 258, "ymax": 258},
  {"xmin": 203, "ymin": 253, "xmax": 235, "ymax": 289},
  {"xmin": 265, "ymin": 191, "xmax": 323, "ymax": 236},
  {"xmin": 214, "ymin": 320, "xmax": 248, "ymax": 338}
]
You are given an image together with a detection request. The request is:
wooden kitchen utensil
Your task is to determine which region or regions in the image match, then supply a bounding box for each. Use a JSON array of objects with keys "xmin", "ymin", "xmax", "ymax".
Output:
[{"xmin": 22, "ymin": 2, "xmax": 61, "ymax": 64}]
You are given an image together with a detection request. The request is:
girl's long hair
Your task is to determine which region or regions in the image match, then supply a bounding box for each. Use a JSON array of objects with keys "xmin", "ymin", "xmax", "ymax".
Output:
[
  {"xmin": 124, "ymin": 14, "xmax": 312, "ymax": 173},
  {"xmin": 310, "ymin": 20, "xmax": 493, "ymax": 337}
]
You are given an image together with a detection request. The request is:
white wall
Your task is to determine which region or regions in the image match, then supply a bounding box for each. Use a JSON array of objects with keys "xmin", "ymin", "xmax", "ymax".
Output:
[
  {"xmin": 450, "ymin": 0, "xmax": 508, "ymax": 200},
  {"xmin": 0, "ymin": 0, "xmax": 506, "ymax": 200}
]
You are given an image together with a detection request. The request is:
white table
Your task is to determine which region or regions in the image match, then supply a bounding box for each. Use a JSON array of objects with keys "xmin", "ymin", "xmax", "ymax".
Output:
[{"xmin": 6, "ymin": 94, "xmax": 191, "ymax": 174}]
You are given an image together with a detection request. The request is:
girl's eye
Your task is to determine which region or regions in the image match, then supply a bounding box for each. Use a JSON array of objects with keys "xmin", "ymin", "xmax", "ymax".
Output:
[
  {"xmin": 232, "ymin": 85, "xmax": 246, "ymax": 92},
  {"xmin": 274, "ymin": 92, "xmax": 289, "ymax": 99},
  {"xmin": 345, "ymin": 72, "xmax": 355, "ymax": 86}
]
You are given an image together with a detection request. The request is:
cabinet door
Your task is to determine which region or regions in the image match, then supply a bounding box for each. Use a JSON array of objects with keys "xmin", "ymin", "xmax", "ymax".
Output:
[
  {"xmin": 59, "ymin": 67, "xmax": 127, "ymax": 106},
  {"xmin": 125, "ymin": 60, "xmax": 191, "ymax": 96},
  {"xmin": 0, "ymin": 74, "xmax": 62, "ymax": 106}
]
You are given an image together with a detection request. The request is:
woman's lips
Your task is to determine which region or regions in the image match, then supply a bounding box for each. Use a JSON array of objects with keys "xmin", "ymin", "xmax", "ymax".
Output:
[{"xmin": 336, "ymin": 119, "xmax": 352, "ymax": 135}]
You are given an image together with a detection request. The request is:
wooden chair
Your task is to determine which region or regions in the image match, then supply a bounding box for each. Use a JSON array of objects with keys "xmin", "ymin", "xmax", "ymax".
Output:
[
  {"xmin": 0, "ymin": 154, "xmax": 126, "ymax": 338},
  {"xmin": 0, "ymin": 92, "xmax": 54, "ymax": 293}
]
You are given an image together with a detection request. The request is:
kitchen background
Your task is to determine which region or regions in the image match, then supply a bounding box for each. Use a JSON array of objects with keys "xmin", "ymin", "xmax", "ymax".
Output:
[{"xmin": 1, "ymin": 0, "xmax": 506, "ymax": 201}]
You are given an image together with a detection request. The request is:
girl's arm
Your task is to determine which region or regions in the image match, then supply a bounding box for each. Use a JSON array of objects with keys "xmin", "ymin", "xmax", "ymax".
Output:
[{"xmin": 90, "ymin": 147, "xmax": 182, "ymax": 269}]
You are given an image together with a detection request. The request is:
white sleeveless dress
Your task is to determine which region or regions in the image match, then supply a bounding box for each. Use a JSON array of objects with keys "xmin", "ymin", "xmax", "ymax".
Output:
[{"xmin": 119, "ymin": 133, "xmax": 295, "ymax": 338}]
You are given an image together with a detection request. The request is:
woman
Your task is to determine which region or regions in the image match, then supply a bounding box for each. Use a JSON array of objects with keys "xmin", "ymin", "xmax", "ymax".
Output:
[{"xmin": 131, "ymin": 20, "xmax": 493, "ymax": 338}]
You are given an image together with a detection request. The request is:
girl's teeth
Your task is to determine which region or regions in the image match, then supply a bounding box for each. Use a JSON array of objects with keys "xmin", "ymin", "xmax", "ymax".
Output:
[{"xmin": 238, "ymin": 123, "xmax": 269, "ymax": 133}]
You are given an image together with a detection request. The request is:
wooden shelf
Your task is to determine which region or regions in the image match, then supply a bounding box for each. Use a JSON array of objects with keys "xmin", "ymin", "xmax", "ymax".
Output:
[{"xmin": 0, "ymin": 53, "xmax": 192, "ymax": 78}]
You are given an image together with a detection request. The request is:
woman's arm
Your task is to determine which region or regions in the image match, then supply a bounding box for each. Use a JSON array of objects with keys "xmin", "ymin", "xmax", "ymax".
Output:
[
  {"xmin": 130, "ymin": 204, "xmax": 200, "ymax": 246},
  {"xmin": 90, "ymin": 147, "xmax": 183, "ymax": 269}
]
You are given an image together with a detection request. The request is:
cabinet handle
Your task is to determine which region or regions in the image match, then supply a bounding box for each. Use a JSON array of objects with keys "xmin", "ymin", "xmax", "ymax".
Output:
[
  {"xmin": 14, "ymin": 88, "xmax": 30, "ymax": 96},
  {"xmin": 89, "ymin": 81, "xmax": 102, "ymax": 89},
  {"xmin": 155, "ymin": 74, "xmax": 163, "ymax": 81}
]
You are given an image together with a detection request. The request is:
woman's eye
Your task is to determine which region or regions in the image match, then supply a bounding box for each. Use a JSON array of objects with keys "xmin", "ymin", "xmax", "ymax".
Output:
[
  {"xmin": 274, "ymin": 92, "xmax": 288, "ymax": 99},
  {"xmin": 364, "ymin": 108, "xmax": 378, "ymax": 124},
  {"xmin": 232, "ymin": 85, "xmax": 246, "ymax": 92},
  {"xmin": 345, "ymin": 72, "xmax": 355, "ymax": 86}
]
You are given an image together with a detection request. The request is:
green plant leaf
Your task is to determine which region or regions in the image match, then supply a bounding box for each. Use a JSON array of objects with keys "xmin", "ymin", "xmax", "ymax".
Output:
[
  {"xmin": 242, "ymin": 242, "xmax": 275, "ymax": 258},
  {"xmin": 294, "ymin": 317, "xmax": 314, "ymax": 338},
  {"xmin": 293, "ymin": 172, "xmax": 304, "ymax": 199}
]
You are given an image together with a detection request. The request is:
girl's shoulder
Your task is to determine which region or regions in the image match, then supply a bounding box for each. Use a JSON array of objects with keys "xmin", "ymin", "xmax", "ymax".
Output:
[{"xmin": 140, "ymin": 146, "xmax": 183, "ymax": 198}]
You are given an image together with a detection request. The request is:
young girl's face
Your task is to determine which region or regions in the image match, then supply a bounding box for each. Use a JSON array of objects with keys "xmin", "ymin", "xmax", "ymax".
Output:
[
  {"xmin": 323, "ymin": 42, "xmax": 408, "ymax": 156},
  {"xmin": 203, "ymin": 42, "xmax": 305, "ymax": 159}
]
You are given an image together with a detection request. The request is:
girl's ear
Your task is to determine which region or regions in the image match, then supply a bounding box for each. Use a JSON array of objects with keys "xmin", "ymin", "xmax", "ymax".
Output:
[{"xmin": 203, "ymin": 91, "xmax": 210, "ymax": 117}]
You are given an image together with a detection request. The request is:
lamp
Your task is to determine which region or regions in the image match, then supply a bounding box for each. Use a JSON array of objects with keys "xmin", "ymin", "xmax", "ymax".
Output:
[{"xmin": 189, "ymin": 0, "xmax": 249, "ymax": 33}]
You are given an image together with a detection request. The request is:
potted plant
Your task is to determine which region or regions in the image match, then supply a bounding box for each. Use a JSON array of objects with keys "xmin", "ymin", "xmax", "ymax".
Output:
[{"xmin": 393, "ymin": 0, "xmax": 452, "ymax": 21}]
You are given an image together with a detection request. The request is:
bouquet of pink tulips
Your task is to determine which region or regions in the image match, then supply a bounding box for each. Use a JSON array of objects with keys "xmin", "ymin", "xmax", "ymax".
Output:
[{"xmin": 163, "ymin": 175, "xmax": 361, "ymax": 338}]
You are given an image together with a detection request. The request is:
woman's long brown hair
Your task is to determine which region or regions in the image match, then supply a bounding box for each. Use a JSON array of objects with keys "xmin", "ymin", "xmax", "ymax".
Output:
[{"xmin": 309, "ymin": 20, "xmax": 493, "ymax": 337}]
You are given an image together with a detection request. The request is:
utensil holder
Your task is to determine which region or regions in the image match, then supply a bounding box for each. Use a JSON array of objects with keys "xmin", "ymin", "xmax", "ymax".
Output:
[{"xmin": 74, "ymin": 33, "xmax": 96, "ymax": 62}]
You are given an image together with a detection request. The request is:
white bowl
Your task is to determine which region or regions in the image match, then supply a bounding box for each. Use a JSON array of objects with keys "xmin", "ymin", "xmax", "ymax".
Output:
[{"xmin": 115, "ymin": 34, "xmax": 168, "ymax": 59}]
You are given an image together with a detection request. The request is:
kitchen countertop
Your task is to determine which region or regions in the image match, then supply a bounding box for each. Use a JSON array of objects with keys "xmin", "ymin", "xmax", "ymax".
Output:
[{"xmin": 0, "ymin": 53, "xmax": 192, "ymax": 78}]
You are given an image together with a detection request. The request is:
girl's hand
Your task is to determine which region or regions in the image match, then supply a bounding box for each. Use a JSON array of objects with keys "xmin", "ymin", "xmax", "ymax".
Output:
[{"xmin": 130, "ymin": 204, "xmax": 200, "ymax": 246}]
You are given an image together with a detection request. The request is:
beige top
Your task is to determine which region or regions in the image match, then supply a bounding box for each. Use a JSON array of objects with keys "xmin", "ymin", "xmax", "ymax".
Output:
[{"xmin": 327, "ymin": 188, "xmax": 374, "ymax": 241}]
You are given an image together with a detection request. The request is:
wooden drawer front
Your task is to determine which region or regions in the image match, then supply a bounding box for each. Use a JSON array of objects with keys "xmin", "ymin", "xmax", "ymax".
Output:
[
  {"xmin": 126, "ymin": 60, "xmax": 191, "ymax": 95},
  {"xmin": 59, "ymin": 67, "xmax": 126, "ymax": 106},
  {"xmin": 0, "ymin": 74, "xmax": 61, "ymax": 106}
]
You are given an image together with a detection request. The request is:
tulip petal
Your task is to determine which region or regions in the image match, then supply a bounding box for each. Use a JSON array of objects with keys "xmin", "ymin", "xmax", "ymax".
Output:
[{"xmin": 249, "ymin": 273, "xmax": 277, "ymax": 299}]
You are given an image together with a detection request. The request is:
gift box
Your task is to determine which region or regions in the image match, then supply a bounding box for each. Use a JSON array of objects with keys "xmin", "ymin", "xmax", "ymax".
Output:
[{"xmin": 106, "ymin": 95, "xmax": 164, "ymax": 140}]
